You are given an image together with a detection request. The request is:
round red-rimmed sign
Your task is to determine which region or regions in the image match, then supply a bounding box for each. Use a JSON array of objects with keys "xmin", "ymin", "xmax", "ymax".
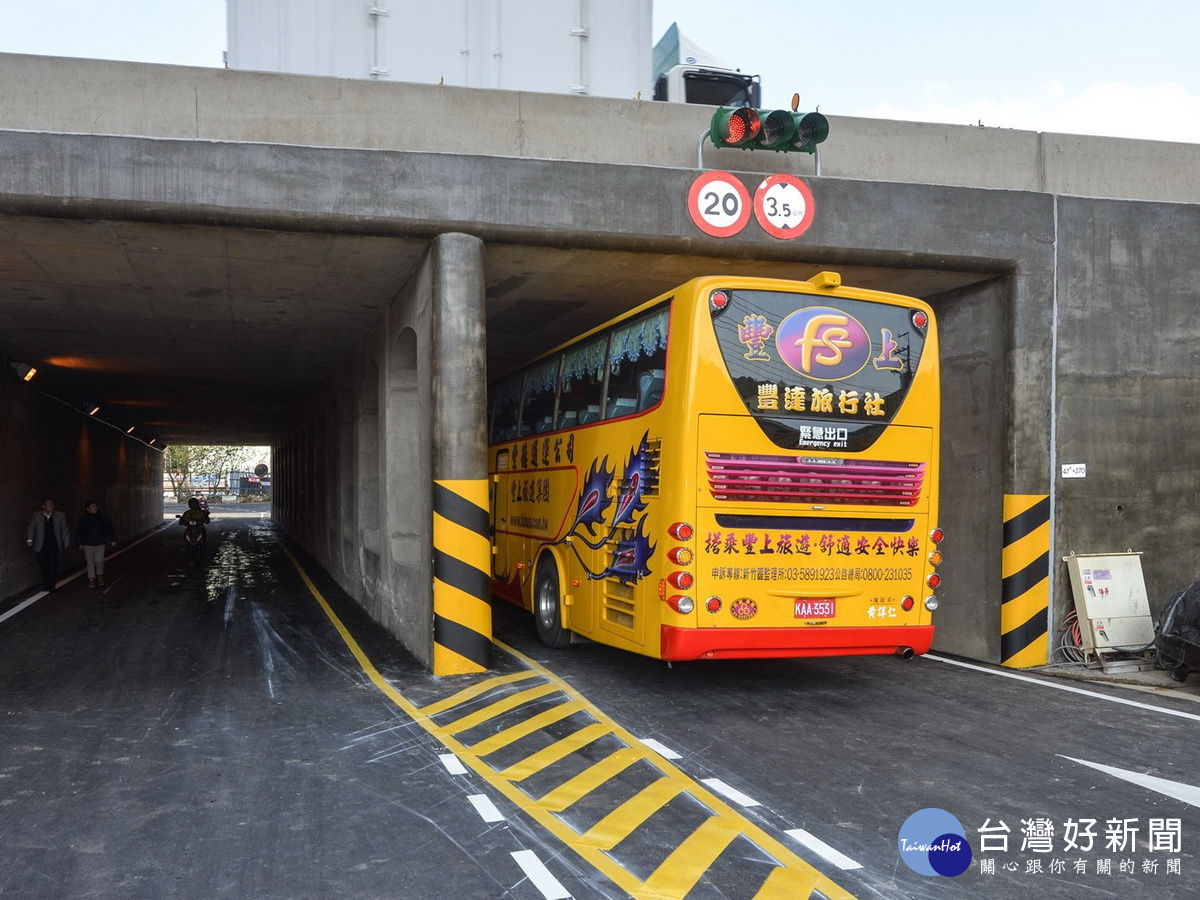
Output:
[
  {"xmin": 688, "ymin": 171, "xmax": 752, "ymax": 238},
  {"xmin": 753, "ymin": 173, "xmax": 816, "ymax": 240}
]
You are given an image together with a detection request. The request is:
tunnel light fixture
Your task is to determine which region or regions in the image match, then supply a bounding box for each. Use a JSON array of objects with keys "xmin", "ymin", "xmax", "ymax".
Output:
[
  {"xmin": 88, "ymin": 403, "xmax": 101, "ymax": 416},
  {"xmin": 125, "ymin": 425, "xmax": 135, "ymax": 434},
  {"xmin": 7, "ymin": 360, "xmax": 37, "ymax": 382}
]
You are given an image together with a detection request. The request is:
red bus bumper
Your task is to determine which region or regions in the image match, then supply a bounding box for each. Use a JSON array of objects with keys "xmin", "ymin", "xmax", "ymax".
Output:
[{"xmin": 659, "ymin": 624, "xmax": 935, "ymax": 661}]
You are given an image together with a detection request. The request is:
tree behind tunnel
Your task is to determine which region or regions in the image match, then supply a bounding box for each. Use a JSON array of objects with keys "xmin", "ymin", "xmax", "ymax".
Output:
[{"xmin": 165, "ymin": 445, "xmax": 267, "ymax": 501}]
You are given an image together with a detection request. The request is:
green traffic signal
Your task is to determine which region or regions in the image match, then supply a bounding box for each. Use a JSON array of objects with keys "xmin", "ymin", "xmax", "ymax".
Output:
[{"xmin": 710, "ymin": 107, "xmax": 829, "ymax": 153}]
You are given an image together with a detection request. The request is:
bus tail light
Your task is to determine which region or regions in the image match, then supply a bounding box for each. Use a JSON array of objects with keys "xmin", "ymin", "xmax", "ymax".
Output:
[
  {"xmin": 930, "ymin": 527, "xmax": 945, "ymax": 544},
  {"xmin": 901, "ymin": 595, "xmax": 915, "ymax": 611},
  {"xmin": 709, "ymin": 290, "xmax": 731, "ymax": 314},
  {"xmin": 912, "ymin": 310, "xmax": 929, "ymax": 332},
  {"xmin": 927, "ymin": 573, "xmax": 941, "ymax": 589},
  {"xmin": 667, "ymin": 571, "xmax": 694, "ymax": 590},
  {"xmin": 924, "ymin": 596, "xmax": 940, "ymax": 611},
  {"xmin": 928, "ymin": 550, "xmax": 943, "ymax": 566},
  {"xmin": 667, "ymin": 547, "xmax": 694, "ymax": 565},
  {"xmin": 705, "ymin": 596, "xmax": 722, "ymax": 613},
  {"xmin": 667, "ymin": 595, "xmax": 695, "ymax": 614},
  {"xmin": 668, "ymin": 522, "xmax": 694, "ymax": 541}
]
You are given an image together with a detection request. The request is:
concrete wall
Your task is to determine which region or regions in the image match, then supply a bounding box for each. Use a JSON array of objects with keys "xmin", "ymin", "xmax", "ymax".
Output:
[
  {"xmin": 1, "ymin": 377, "xmax": 163, "ymax": 600},
  {"xmin": 1054, "ymin": 196, "xmax": 1200, "ymax": 613},
  {"xmin": 4, "ymin": 52, "xmax": 1200, "ymax": 204},
  {"xmin": 272, "ymin": 239, "xmax": 437, "ymax": 666}
]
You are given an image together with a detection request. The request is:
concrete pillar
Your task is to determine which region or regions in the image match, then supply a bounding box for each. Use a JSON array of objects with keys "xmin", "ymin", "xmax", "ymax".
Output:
[{"xmin": 429, "ymin": 233, "xmax": 492, "ymax": 674}]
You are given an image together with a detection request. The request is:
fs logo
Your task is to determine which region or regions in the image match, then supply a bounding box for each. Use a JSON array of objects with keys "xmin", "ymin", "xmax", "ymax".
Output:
[
  {"xmin": 898, "ymin": 808, "xmax": 973, "ymax": 877},
  {"xmin": 776, "ymin": 306, "xmax": 871, "ymax": 381}
]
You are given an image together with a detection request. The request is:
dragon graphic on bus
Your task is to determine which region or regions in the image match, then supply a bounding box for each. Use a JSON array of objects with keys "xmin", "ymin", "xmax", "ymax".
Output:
[{"xmin": 554, "ymin": 433, "xmax": 656, "ymax": 584}]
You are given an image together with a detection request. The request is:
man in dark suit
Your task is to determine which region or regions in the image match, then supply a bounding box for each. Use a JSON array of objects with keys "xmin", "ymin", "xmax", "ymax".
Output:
[{"xmin": 26, "ymin": 498, "xmax": 71, "ymax": 593}]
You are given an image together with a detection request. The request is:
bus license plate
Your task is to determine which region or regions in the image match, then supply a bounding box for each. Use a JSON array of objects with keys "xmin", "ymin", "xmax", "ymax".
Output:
[{"xmin": 795, "ymin": 598, "xmax": 836, "ymax": 618}]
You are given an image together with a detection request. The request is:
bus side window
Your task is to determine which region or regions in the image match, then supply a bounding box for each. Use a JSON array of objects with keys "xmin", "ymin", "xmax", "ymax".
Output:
[
  {"xmin": 606, "ymin": 309, "xmax": 668, "ymax": 418},
  {"xmin": 637, "ymin": 369, "xmax": 665, "ymax": 411},
  {"xmin": 520, "ymin": 357, "xmax": 560, "ymax": 437},
  {"xmin": 490, "ymin": 373, "xmax": 523, "ymax": 443},
  {"xmin": 558, "ymin": 336, "xmax": 607, "ymax": 429}
]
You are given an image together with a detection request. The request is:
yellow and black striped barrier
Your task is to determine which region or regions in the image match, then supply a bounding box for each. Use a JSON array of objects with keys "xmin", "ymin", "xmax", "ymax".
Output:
[
  {"xmin": 1001, "ymin": 494, "xmax": 1050, "ymax": 668},
  {"xmin": 433, "ymin": 479, "xmax": 492, "ymax": 674}
]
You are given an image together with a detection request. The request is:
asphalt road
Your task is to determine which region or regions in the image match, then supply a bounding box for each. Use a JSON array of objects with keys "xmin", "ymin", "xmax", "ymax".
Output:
[{"xmin": 2, "ymin": 505, "xmax": 1198, "ymax": 899}]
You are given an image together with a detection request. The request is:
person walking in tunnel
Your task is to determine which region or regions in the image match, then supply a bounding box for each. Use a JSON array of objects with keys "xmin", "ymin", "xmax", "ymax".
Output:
[
  {"xmin": 25, "ymin": 498, "xmax": 70, "ymax": 593},
  {"xmin": 76, "ymin": 500, "xmax": 117, "ymax": 588}
]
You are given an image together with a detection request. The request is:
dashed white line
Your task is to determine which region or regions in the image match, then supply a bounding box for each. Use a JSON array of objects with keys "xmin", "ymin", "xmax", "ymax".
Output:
[
  {"xmin": 786, "ymin": 828, "xmax": 863, "ymax": 870},
  {"xmin": 468, "ymin": 793, "xmax": 505, "ymax": 823},
  {"xmin": 511, "ymin": 850, "xmax": 571, "ymax": 900},
  {"xmin": 639, "ymin": 738, "xmax": 682, "ymax": 759},
  {"xmin": 438, "ymin": 753, "xmax": 467, "ymax": 775},
  {"xmin": 700, "ymin": 777, "xmax": 760, "ymax": 807}
]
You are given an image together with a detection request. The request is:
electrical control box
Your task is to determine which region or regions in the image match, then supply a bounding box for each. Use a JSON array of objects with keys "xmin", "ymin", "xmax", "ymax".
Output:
[{"xmin": 1063, "ymin": 552, "xmax": 1155, "ymax": 666}]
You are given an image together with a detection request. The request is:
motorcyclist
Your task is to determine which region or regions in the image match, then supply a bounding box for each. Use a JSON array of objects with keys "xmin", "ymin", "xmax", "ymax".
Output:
[
  {"xmin": 179, "ymin": 497, "xmax": 210, "ymax": 559},
  {"xmin": 180, "ymin": 496, "xmax": 210, "ymax": 527}
]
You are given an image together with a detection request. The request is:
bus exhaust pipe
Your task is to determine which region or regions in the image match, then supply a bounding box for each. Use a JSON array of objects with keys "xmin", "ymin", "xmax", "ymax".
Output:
[{"xmin": 894, "ymin": 647, "xmax": 915, "ymax": 661}]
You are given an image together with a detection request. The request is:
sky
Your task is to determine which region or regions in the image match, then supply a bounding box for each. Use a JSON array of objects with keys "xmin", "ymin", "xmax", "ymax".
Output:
[{"xmin": 2, "ymin": 0, "xmax": 1199, "ymax": 143}]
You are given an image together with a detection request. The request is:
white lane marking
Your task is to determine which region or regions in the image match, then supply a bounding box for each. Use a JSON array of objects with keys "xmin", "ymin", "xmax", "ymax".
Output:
[
  {"xmin": 785, "ymin": 828, "xmax": 864, "ymax": 870},
  {"xmin": 439, "ymin": 753, "xmax": 468, "ymax": 775},
  {"xmin": 640, "ymin": 738, "xmax": 682, "ymax": 760},
  {"xmin": 700, "ymin": 777, "xmax": 760, "ymax": 807},
  {"xmin": 467, "ymin": 793, "xmax": 505, "ymax": 823},
  {"xmin": 510, "ymin": 849, "xmax": 571, "ymax": 900},
  {"xmin": 1061, "ymin": 756, "xmax": 1200, "ymax": 809},
  {"xmin": 1, "ymin": 525, "xmax": 167, "ymax": 623},
  {"xmin": 925, "ymin": 654, "xmax": 1200, "ymax": 724},
  {"xmin": 0, "ymin": 593, "xmax": 44, "ymax": 624}
]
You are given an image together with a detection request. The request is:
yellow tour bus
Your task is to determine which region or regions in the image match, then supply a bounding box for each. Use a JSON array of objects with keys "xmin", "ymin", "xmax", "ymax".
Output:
[{"xmin": 487, "ymin": 272, "xmax": 943, "ymax": 661}]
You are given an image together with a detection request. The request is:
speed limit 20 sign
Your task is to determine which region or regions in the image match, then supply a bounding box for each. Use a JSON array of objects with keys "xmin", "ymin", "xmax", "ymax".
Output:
[
  {"xmin": 687, "ymin": 171, "xmax": 752, "ymax": 238},
  {"xmin": 687, "ymin": 171, "xmax": 815, "ymax": 240}
]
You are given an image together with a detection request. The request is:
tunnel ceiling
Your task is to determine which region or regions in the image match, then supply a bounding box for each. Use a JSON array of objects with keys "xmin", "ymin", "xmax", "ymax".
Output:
[{"xmin": 0, "ymin": 211, "xmax": 993, "ymax": 447}]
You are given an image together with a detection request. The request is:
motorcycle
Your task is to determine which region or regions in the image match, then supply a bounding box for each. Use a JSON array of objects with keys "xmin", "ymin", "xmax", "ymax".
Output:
[{"xmin": 176, "ymin": 514, "xmax": 208, "ymax": 566}]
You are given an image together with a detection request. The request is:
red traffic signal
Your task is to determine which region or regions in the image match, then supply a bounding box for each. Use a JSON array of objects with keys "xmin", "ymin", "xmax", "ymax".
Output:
[{"xmin": 710, "ymin": 107, "xmax": 829, "ymax": 153}]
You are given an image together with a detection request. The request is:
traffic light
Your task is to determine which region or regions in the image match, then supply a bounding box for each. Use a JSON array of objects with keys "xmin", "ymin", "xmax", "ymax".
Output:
[{"xmin": 709, "ymin": 107, "xmax": 829, "ymax": 153}]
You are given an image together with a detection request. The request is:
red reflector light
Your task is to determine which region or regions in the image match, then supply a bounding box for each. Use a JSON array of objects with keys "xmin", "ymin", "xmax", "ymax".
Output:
[
  {"xmin": 710, "ymin": 290, "xmax": 730, "ymax": 311},
  {"xmin": 912, "ymin": 310, "xmax": 928, "ymax": 328},
  {"xmin": 930, "ymin": 527, "xmax": 944, "ymax": 544},
  {"xmin": 902, "ymin": 595, "xmax": 915, "ymax": 611},
  {"xmin": 927, "ymin": 573, "xmax": 942, "ymax": 589},
  {"xmin": 668, "ymin": 522, "xmax": 694, "ymax": 541},
  {"xmin": 668, "ymin": 571, "xmax": 694, "ymax": 590},
  {"xmin": 706, "ymin": 596, "xmax": 722, "ymax": 613}
]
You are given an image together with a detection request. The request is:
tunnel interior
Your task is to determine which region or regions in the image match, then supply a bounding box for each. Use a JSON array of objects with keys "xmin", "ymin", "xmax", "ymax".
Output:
[{"xmin": 1, "ymin": 208, "xmax": 1007, "ymax": 665}]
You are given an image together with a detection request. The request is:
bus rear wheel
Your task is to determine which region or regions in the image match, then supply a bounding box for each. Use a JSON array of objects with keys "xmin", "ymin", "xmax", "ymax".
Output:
[{"xmin": 534, "ymin": 560, "xmax": 572, "ymax": 649}]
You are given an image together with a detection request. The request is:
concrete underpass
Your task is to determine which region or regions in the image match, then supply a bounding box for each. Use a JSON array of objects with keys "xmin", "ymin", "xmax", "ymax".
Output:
[{"xmin": 6, "ymin": 52, "xmax": 1200, "ymax": 678}]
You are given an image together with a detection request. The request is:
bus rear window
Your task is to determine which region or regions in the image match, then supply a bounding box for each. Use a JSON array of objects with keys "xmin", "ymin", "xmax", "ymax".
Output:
[{"xmin": 710, "ymin": 289, "xmax": 928, "ymax": 427}]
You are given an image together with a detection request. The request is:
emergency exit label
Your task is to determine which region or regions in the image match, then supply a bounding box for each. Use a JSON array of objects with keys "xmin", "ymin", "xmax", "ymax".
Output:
[{"xmin": 1061, "ymin": 463, "xmax": 1087, "ymax": 478}]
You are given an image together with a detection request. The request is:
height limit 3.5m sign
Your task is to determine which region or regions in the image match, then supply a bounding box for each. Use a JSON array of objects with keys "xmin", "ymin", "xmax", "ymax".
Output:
[
  {"xmin": 688, "ymin": 171, "xmax": 815, "ymax": 240},
  {"xmin": 753, "ymin": 173, "xmax": 815, "ymax": 239}
]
